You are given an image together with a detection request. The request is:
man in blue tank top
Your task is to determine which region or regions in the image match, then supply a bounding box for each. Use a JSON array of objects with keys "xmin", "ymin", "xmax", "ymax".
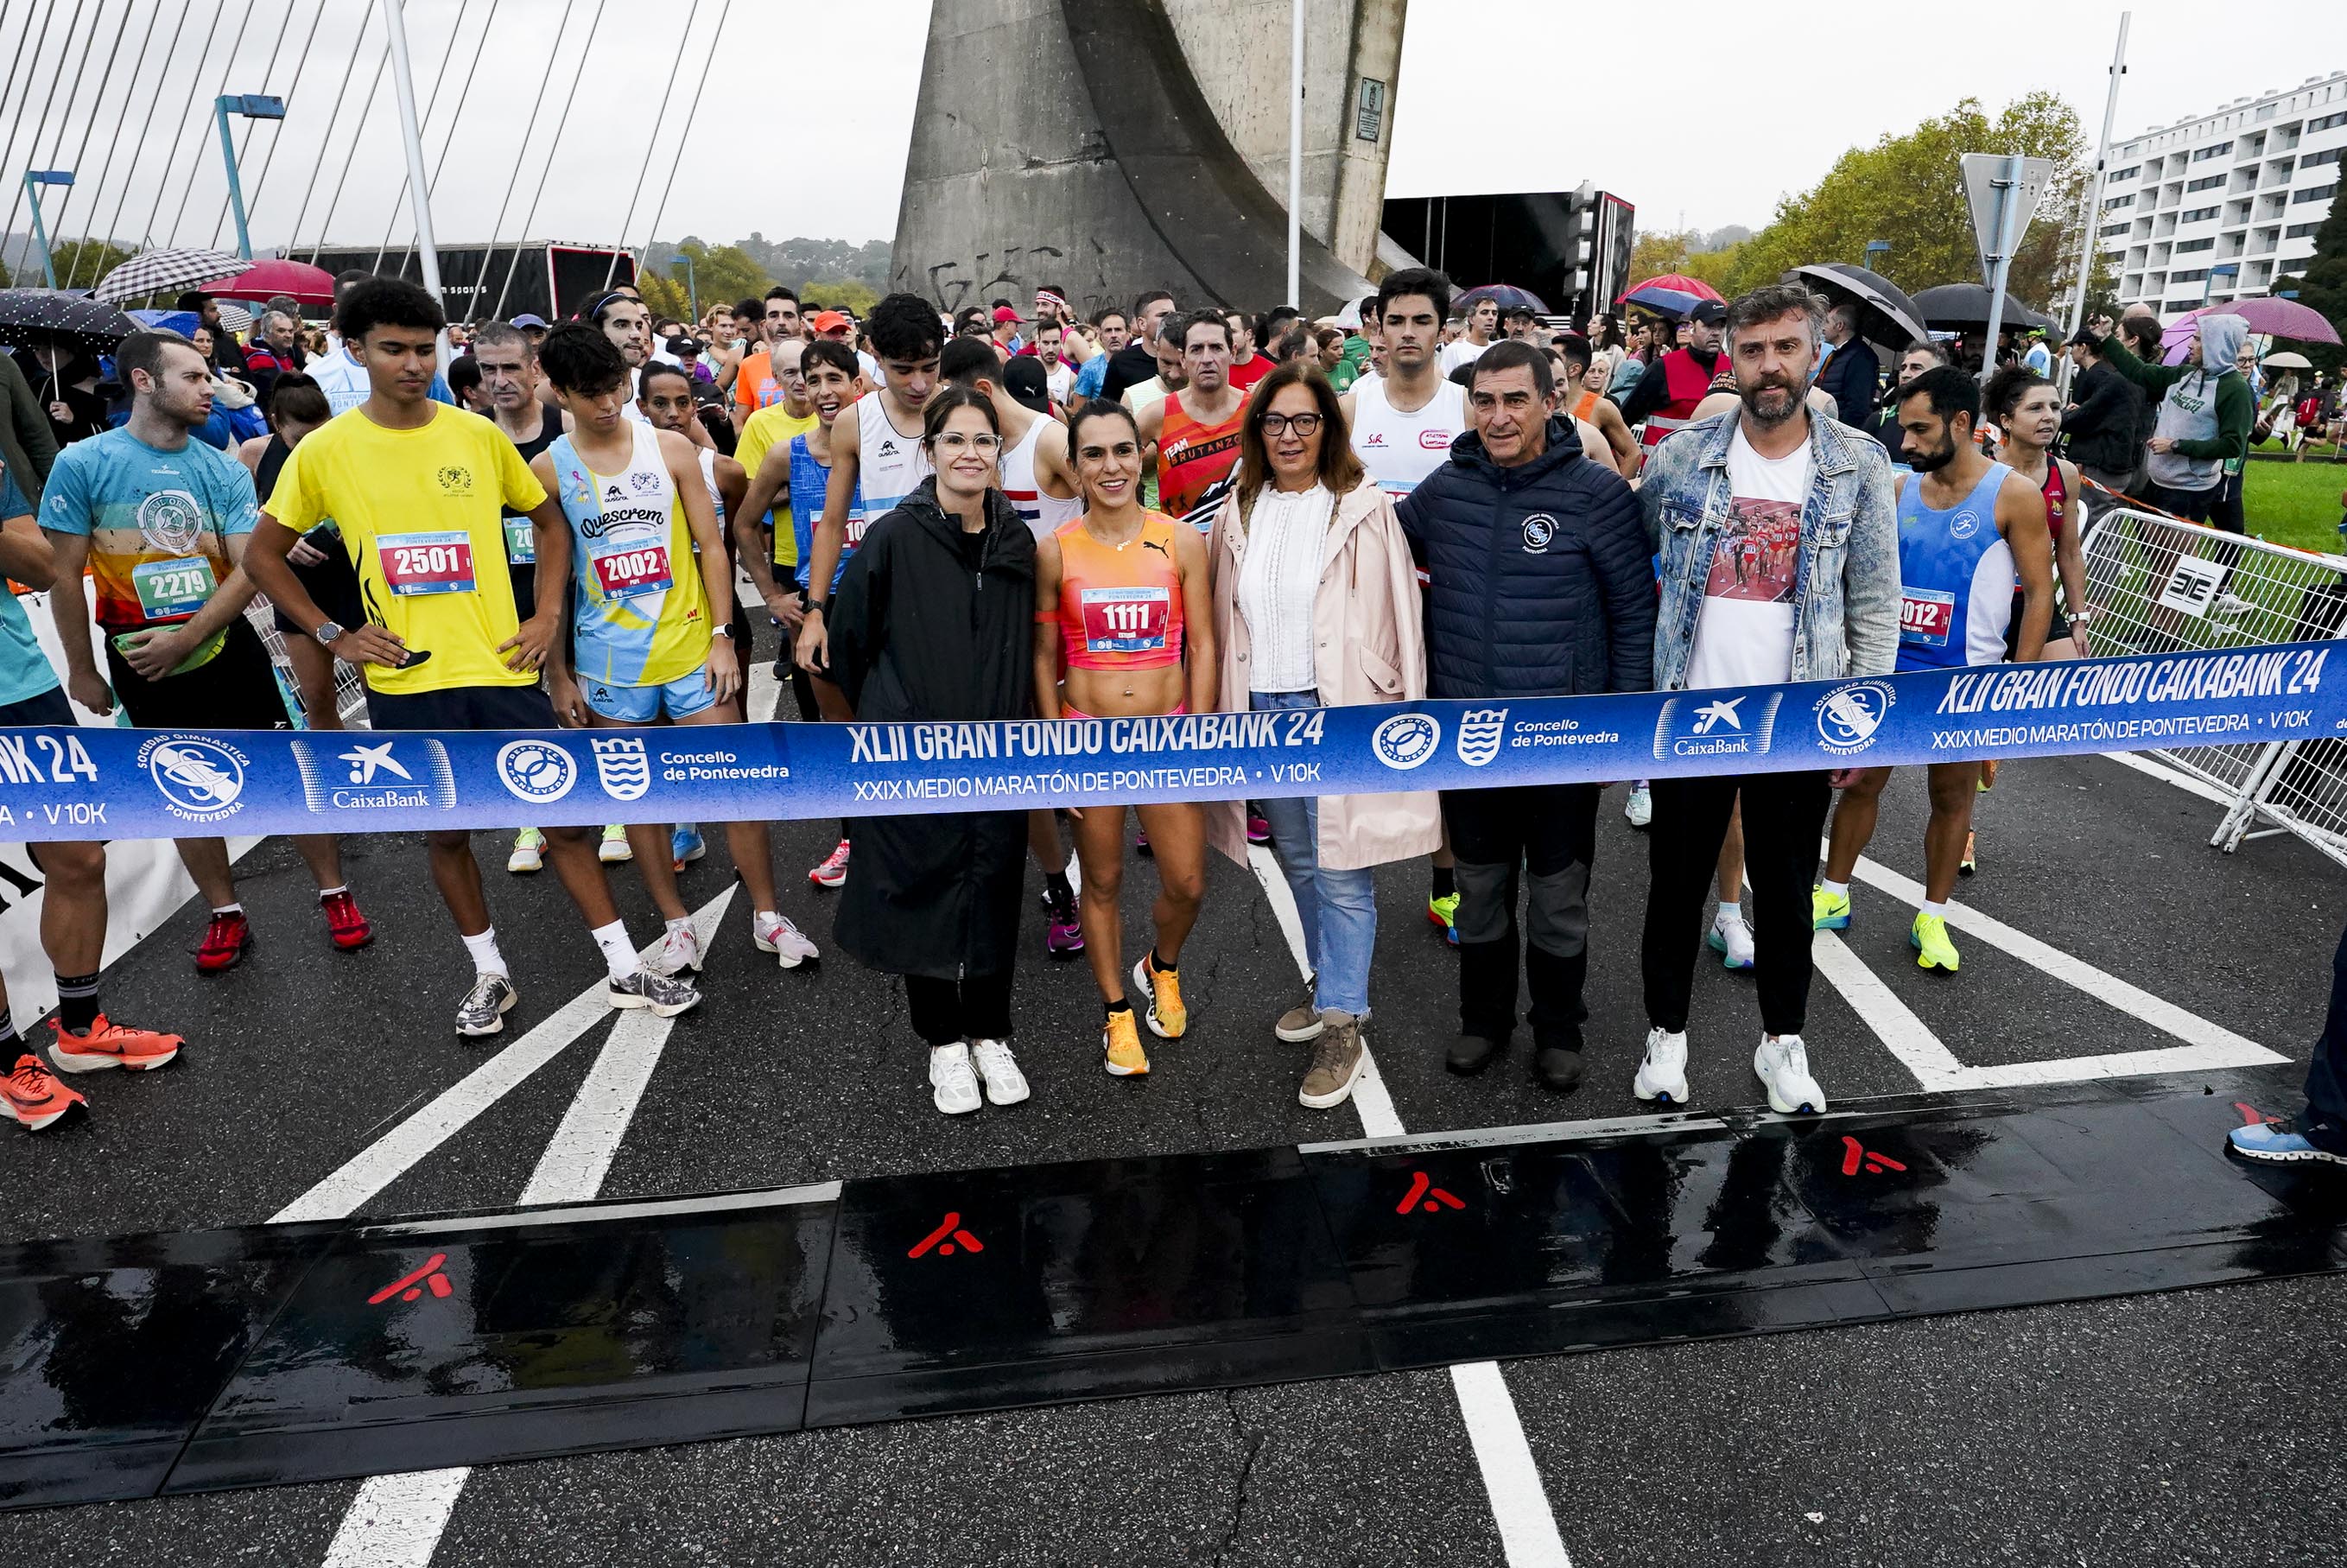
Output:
[{"xmin": 1817, "ymin": 365, "xmax": 2053, "ymax": 973}]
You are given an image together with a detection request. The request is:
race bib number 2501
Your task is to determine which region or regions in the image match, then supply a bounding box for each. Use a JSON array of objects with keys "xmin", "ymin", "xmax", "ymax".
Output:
[{"xmin": 380, "ymin": 530, "xmax": 478, "ymax": 596}]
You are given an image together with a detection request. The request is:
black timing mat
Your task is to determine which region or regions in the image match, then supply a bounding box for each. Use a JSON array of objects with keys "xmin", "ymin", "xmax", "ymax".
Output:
[{"xmin": 3, "ymin": 1064, "xmax": 2341, "ymax": 1511}]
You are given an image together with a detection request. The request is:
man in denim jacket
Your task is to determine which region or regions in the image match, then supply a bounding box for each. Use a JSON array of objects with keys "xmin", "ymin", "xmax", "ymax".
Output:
[{"xmin": 1630, "ymin": 282, "xmax": 1900, "ymax": 1118}]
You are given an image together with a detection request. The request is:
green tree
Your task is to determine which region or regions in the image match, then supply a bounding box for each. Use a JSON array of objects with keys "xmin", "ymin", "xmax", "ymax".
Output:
[
  {"xmin": 1711, "ymin": 93, "xmax": 2111, "ymax": 313},
  {"xmin": 1628, "ymin": 229, "xmax": 1694, "ymax": 282},
  {"xmin": 639, "ymin": 239, "xmax": 776, "ymax": 321},
  {"xmin": 47, "ymin": 238, "xmax": 136, "ymax": 295},
  {"xmin": 2281, "ymin": 193, "xmax": 2347, "ymax": 373},
  {"xmin": 799, "ymin": 278, "xmax": 877, "ymax": 316}
]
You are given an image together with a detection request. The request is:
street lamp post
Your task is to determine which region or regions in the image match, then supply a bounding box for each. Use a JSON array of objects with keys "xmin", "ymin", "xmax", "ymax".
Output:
[
  {"xmin": 214, "ymin": 94, "xmax": 288, "ymax": 262},
  {"xmin": 22, "ymin": 170, "xmax": 73, "ymax": 288},
  {"xmin": 1863, "ymin": 240, "xmax": 1891, "ymax": 271}
]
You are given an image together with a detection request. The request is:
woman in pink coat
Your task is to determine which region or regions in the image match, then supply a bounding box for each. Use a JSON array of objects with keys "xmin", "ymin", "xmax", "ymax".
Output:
[{"xmin": 1204, "ymin": 359, "xmax": 1441, "ymax": 1111}]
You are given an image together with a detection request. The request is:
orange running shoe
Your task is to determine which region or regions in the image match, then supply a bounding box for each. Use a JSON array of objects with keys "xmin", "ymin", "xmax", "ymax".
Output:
[
  {"xmin": 3, "ymin": 1053, "xmax": 86, "ymax": 1131},
  {"xmin": 48, "ymin": 1014, "xmax": 184, "ymax": 1074}
]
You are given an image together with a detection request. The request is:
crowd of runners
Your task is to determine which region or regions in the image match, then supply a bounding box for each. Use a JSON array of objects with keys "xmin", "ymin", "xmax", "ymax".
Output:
[{"xmin": 1, "ymin": 258, "xmax": 2342, "ymax": 1170}]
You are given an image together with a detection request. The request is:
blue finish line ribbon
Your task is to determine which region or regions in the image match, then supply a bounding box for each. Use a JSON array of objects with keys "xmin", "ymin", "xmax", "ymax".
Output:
[{"xmin": 0, "ymin": 643, "xmax": 2335, "ymax": 843}]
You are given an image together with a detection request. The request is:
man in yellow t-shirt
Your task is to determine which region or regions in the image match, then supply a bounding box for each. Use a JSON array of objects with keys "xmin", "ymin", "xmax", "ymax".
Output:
[
  {"xmin": 245, "ymin": 276, "xmax": 701, "ymax": 1037},
  {"xmin": 733, "ymin": 339, "xmax": 815, "ymax": 572}
]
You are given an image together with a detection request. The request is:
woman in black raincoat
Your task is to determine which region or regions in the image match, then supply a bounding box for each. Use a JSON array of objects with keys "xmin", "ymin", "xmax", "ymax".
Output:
[{"xmin": 825, "ymin": 384, "xmax": 1039, "ymax": 1117}]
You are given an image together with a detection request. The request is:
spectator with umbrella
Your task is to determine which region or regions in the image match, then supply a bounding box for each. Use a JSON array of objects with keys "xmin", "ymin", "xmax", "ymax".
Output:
[
  {"xmin": 1621, "ymin": 298, "xmax": 1730, "ymax": 453},
  {"xmin": 15, "ymin": 338, "xmax": 106, "ymax": 448},
  {"xmin": 0, "ymin": 289, "xmax": 133, "ymax": 501},
  {"xmin": 1814, "ymin": 300, "xmax": 1882, "ymax": 427},
  {"xmin": 1440, "ymin": 294, "xmax": 1500, "ymax": 374},
  {"xmin": 2060, "ymin": 330, "xmax": 2147, "ymax": 517},
  {"xmin": 2082, "ymin": 310, "xmax": 2253, "ymax": 526}
]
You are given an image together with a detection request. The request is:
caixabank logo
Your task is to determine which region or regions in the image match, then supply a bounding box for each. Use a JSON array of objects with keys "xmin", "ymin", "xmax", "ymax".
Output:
[
  {"xmin": 291, "ymin": 738, "xmax": 458, "ymax": 812},
  {"xmin": 1651, "ymin": 692, "xmax": 1782, "ymax": 763}
]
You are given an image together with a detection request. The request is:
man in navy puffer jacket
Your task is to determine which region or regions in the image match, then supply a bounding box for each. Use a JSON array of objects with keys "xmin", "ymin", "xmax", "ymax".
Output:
[{"xmin": 1398, "ymin": 340, "xmax": 1656, "ymax": 1093}]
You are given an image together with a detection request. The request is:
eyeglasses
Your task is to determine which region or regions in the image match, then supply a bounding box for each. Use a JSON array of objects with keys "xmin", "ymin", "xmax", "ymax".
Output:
[
  {"xmin": 930, "ymin": 432, "xmax": 1002, "ymax": 454},
  {"xmin": 1259, "ymin": 412, "xmax": 1323, "ymax": 437}
]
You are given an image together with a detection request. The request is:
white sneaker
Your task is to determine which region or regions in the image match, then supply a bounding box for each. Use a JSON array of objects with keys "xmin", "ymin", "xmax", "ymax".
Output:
[
  {"xmin": 1633, "ymin": 1026, "xmax": 1690, "ymax": 1105},
  {"xmin": 929, "ymin": 1042, "xmax": 981, "ymax": 1114},
  {"xmin": 1754, "ymin": 1033, "xmax": 1826, "ymax": 1114},
  {"xmin": 654, "ymin": 921, "xmax": 703, "ymax": 974},
  {"xmin": 506, "ymin": 827, "xmax": 544, "ymax": 874},
  {"xmin": 2211, "ymin": 592, "xmax": 2253, "ymax": 619},
  {"xmin": 968, "ymin": 1038, "xmax": 1031, "ymax": 1106},
  {"xmin": 1710, "ymin": 905, "xmax": 1755, "ymax": 970},
  {"xmin": 1623, "ymin": 784, "xmax": 1653, "ymax": 828},
  {"xmin": 752, "ymin": 911, "xmax": 820, "ymax": 968}
]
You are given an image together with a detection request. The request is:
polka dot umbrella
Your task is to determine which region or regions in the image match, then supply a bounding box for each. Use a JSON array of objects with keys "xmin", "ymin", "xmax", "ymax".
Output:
[{"xmin": 0, "ymin": 288, "xmax": 141, "ymax": 357}]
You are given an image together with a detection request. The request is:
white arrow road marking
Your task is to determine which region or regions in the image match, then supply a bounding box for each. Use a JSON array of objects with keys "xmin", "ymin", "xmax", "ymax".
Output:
[{"xmin": 314, "ymin": 890, "xmax": 735, "ymax": 1568}]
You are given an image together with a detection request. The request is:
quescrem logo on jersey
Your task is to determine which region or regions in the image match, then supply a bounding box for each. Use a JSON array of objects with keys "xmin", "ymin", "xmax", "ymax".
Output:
[
  {"xmin": 1456, "ymin": 708, "xmax": 1508, "ymax": 766},
  {"xmin": 1814, "ymin": 681, "xmax": 1894, "ymax": 756},
  {"xmin": 592, "ymin": 736, "xmax": 651, "ymax": 801},
  {"xmin": 1372, "ymin": 712, "xmax": 1440, "ymax": 771}
]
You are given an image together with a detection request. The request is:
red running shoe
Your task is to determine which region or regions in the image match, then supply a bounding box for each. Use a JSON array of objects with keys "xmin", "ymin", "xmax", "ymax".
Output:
[
  {"xmin": 809, "ymin": 840, "xmax": 851, "ymax": 889},
  {"xmin": 3, "ymin": 1053, "xmax": 86, "ymax": 1130},
  {"xmin": 1246, "ymin": 812, "xmax": 1272, "ymax": 844},
  {"xmin": 48, "ymin": 1015, "xmax": 183, "ymax": 1073},
  {"xmin": 320, "ymin": 889, "xmax": 374, "ymax": 949},
  {"xmin": 194, "ymin": 910, "xmax": 251, "ymax": 973}
]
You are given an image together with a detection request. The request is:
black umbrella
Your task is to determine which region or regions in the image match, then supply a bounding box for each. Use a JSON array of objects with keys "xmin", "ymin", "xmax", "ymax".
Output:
[
  {"xmin": 0, "ymin": 289, "xmax": 139, "ymax": 356},
  {"xmin": 1911, "ymin": 282, "xmax": 2058, "ymax": 334},
  {"xmin": 1786, "ymin": 263, "xmax": 1930, "ymax": 350}
]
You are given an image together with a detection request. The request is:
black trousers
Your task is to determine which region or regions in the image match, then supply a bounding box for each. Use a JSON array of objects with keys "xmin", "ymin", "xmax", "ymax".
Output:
[
  {"xmin": 905, "ymin": 969, "xmax": 1015, "ymax": 1045},
  {"xmin": 2139, "ymin": 479, "xmax": 2217, "ymax": 524},
  {"xmin": 2299, "ymin": 923, "xmax": 2347, "ymax": 1152},
  {"xmin": 1640, "ymin": 770, "xmax": 1833, "ymax": 1038},
  {"xmin": 1440, "ymin": 783, "xmax": 1598, "ymax": 1051}
]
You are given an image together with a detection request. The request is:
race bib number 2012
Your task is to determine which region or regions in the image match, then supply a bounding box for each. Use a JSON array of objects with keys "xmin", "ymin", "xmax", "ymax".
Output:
[{"xmin": 1900, "ymin": 588, "xmax": 1954, "ymax": 647}]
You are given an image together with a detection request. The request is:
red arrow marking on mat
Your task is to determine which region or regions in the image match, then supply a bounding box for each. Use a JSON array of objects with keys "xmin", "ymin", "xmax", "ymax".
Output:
[
  {"xmin": 368, "ymin": 1254, "xmax": 451, "ymax": 1305},
  {"xmin": 909, "ymin": 1213, "xmax": 985, "ymax": 1258}
]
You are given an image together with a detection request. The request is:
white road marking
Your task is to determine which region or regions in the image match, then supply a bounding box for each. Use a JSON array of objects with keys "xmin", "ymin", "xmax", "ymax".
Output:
[
  {"xmin": 519, "ymin": 891, "xmax": 736, "ymax": 1203},
  {"xmin": 273, "ymin": 893, "xmax": 736, "ymax": 1226},
  {"xmin": 2099, "ymin": 748, "xmax": 2237, "ymax": 806},
  {"xmin": 1844, "ymin": 853, "xmax": 2281, "ymax": 1073},
  {"xmin": 1245, "ymin": 844, "xmax": 1572, "ymax": 1566},
  {"xmin": 316, "ymin": 892, "xmax": 734, "ymax": 1568},
  {"xmin": 1809, "ymin": 930, "xmax": 1969, "ymax": 1089},
  {"xmin": 317, "ymin": 1467, "xmax": 473, "ymax": 1568}
]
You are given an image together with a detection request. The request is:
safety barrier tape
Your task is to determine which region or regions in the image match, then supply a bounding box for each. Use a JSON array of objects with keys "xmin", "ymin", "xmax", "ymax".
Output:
[{"xmin": 0, "ymin": 641, "xmax": 2337, "ymax": 843}]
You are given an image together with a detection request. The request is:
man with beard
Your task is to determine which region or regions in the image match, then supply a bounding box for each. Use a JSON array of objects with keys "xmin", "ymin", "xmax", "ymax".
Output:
[
  {"xmin": 1633, "ymin": 284, "xmax": 1901, "ymax": 1116},
  {"xmin": 1814, "ymin": 365, "xmax": 2052, "ymax": 977},
  {"xmin": 1621, "ymin": 299, "xmax": 1729, "ymax": 454}
]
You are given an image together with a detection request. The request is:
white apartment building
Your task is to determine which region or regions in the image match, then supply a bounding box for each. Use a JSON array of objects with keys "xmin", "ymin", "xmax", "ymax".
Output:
[{"xmin": 2097, "ymin": 71, "xmax": 2344, "ymax": 313}]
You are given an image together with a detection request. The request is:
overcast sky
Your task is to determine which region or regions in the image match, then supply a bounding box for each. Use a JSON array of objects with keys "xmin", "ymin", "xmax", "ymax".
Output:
[{"xmin": 2, "ymin": 0, "xmax": 2344, "ymax": 264}]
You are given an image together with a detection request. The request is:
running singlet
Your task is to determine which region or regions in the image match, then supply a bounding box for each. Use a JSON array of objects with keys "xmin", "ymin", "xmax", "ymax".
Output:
[
  {"xmin": 1056, "ymin": 511, "xmax": 1186, "ymax": 671},
  {"xmin": 2039, "ymin": 460, "xmax": 2068, "ymax": 545},
  {"xmin": 499, "ymin": 416, "xmax": 558, "ymax": 568},
  {"xmin": 1157, "ymin": 394, "xmax": 1245, "ymax": 526},
  {"xmin": 999, "ymin": 415, "xmax": 1086, "ymax": 541},
  {"xmin": 1896, "ymin": 462, "xmax": 2017, "ymax": 672},
  {"xmin": 788, "ymin": 433, "xmax": 863, "ymax": 592},
  {"xmin": 549, "ymin": 423, "xmax": 711, "ymax": 689},
  {"xmin": 1350, "ymin": 377, "xmax": 1466, "ymax": 500},
  {"xmin": 854, "ymin": 394, "xmax": 930, "ymax": 531}
]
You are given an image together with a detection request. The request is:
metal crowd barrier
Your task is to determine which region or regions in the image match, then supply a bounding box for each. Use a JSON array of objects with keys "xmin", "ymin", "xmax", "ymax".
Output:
[{"xmin": 2080, "ymin": 507, "xmax": 2347, "ymax": 867}]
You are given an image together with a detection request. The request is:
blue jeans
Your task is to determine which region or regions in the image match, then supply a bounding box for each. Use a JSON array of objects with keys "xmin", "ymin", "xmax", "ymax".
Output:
[{"xmin": 1252, "ymin": 690, "xmax": 1377, "ymax": 1018}]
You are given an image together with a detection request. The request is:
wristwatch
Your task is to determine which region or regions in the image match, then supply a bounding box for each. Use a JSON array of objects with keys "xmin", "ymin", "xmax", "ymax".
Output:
[
  {"xmin": 804, "ymin": 598, "xmax": 829, "ymax": 619},
  {"xmin": 313, "ymin": 620, "xmax": 345, "ymax": 646},
  {"xmin": 2070, "ymin": 607, "xmax": 2096, "ymax": 625},
  {"xmin": 712, "ymin": 622, "xmax": 733, "ymax": 638}
]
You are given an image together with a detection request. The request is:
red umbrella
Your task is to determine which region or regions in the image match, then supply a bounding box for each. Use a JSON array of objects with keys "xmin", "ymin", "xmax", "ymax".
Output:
[
  {"xmin": 198, "ymin": 257, "xmax": 338, "ymax": 306},
  {"xmin": 1616, "ymin": 273, "xmax": 1725, "ymax": 307}
]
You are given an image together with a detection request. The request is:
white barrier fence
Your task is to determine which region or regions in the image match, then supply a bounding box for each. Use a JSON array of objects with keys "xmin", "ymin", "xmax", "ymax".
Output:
[{"xmin": 2080, "ymin": 507, "xmax": 2347, "ymax": 868}]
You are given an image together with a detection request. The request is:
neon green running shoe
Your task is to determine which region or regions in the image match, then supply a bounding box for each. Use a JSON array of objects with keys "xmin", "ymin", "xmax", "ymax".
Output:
[
  {"xmin": 1911, "ymin": 911, "xmax": 1960, "ymax": 972},
  {"xmin": 1427, "ymin": 892, "xmax": 1461, "ymax": 945},
  {"xmin": 1811, "ymin": 887, "xmax": 1851, "ymax": 930}
]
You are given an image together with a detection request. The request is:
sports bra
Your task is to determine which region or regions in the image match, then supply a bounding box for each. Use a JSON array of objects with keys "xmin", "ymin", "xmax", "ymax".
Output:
[{"xmin": 1054, "ymin": 511, "xmax": 1186, "ymax": 672}]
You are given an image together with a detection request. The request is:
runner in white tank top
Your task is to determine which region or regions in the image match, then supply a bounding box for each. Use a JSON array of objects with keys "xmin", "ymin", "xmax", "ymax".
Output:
[
  {"xmin": 854, "ymin": 393, "xmax": 930, "ymax": 532},
  {"xmin": 1348, "ymin": 374, "xmax": 1467, "ymax": 501},
  {"xmin": 999, "ymin": 409, "xmax": 1086, "ymax": 540}
]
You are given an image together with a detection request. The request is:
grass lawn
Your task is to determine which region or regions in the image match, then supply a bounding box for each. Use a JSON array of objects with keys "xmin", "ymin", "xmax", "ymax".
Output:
[{"xmin": 2245, "ymin": 459, "xmax": 2347, "ymax": 555}]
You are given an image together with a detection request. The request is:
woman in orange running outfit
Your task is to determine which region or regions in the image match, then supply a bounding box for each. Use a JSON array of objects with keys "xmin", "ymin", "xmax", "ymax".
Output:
[{"xmin": 1033, "ymin": 401, "xmax": 1217, "ymax": 1078}]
